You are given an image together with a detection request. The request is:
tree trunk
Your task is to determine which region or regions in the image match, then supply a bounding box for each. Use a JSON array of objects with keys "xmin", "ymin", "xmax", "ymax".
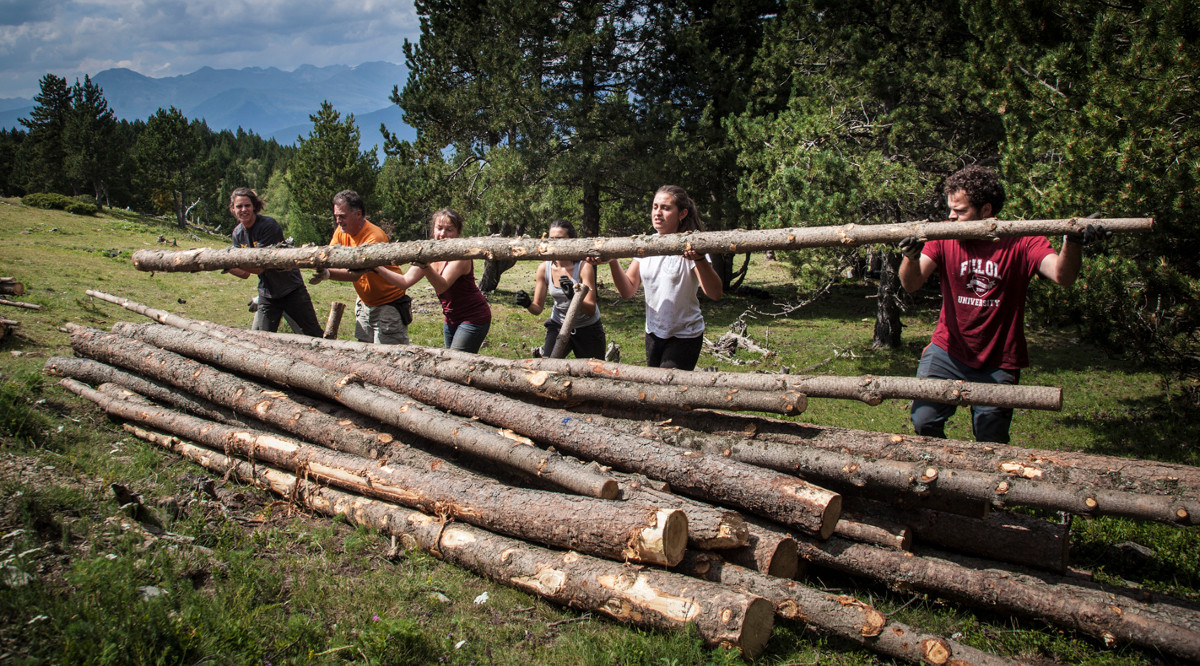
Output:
[
  {"xmin": 129, "ymin": 216, "xmax": 1155, "ymax": 273},
  {"xmin": 121, "ymin": 423, "xmax": 773, "ymax": 658},
  {"xmin": 0, "ymin": 298, "xmax": 43, "ymax": 310},
  {"xmin": 71, "ymin": 323, "xmax": 618, "ymax": 501},
  {"xmin": 478, "ymin": 257, "xmax": 515, "ymax": 293},
  {"xmin": 199, "ymin": 325, "xmax": 841, "ymax": 538},
  {"xmin": 871, "ymin": 251, "xmax": 903, "ymax": 349},
  {"xmin": 549, "ymin": 284, "xmax": 588, "ymax": 359},
  {"xmin": 792, "ymin": 533, "xmax": 1200, "ymax": 662},
  {"xmin": 59, "ymin": 377, "xmax": 686, "ymax": 566},
  {"xmin": 722, "ymin": 520, "xmax": 800, "ymax": 579},
  {"xmin": 677, "ymin": 552, "xmax": 1019, "ymax": 665},
  {"xmin": 323, "ymin": 301, "xmax": 345, "ymax": 339},
  {"xmin": 616, "ymin": 477, "xmax": 749, "ymax": 550}
]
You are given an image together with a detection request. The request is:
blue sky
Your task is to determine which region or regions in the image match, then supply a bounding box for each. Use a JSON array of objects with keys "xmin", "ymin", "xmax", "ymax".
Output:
[{"xmin": 0, "ymin": 0, "xmax": 421, "ymax": 99}]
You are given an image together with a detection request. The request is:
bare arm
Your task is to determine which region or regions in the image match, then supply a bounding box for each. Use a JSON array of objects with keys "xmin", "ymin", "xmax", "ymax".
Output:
[
  {"xmin": 900, "ymin": 255, "xmax": 937, "ymax": 293},
  {"xmin": 600, "ymin": 258, "xmax": 641, "ymax": 300},
  {"xmin": 527, "ymin": 263, "xmax": 548, "ymax": 316},
  {"xmin": 1037, "ymin": 238, "xmax": 1082, "ymax": 286},
  {"xmin": 373, "ymin": 265, "xmax": 424, "ymax": 290},
  {"xmin": 227, "ymin": 267, "xmax": 257, "ymax": 279},
  {"xmin": 422, "ymin": 259, "xmax": 473, "ymax": 295},
  {"xmin": 688, "ymin": 252, "xmax": 723, "ymax": 301}
]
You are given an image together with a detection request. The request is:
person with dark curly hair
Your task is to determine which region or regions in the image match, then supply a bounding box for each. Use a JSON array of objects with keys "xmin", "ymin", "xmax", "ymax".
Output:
[{"xmin": 897, "ymin": 165, "xmax": 1105, "ymax": 443}]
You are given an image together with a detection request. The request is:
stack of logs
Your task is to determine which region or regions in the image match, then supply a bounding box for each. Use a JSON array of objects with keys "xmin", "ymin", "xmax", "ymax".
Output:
[{"xmin": 45, "ymin": 289, "xmax": 1200, "ymax": 663}]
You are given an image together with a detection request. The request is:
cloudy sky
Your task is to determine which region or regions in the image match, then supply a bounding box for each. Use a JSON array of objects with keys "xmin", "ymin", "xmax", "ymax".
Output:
[{"xmin": 0, "ymin": 0, "xmax": 421, "ymax": 99}]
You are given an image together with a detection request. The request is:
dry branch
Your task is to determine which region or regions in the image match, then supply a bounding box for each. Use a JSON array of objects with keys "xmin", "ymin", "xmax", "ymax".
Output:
[
  {"xmin": 120, "ymin": 423, "xmax": 772, "ymax": 657},
  {"xmin": 0, "ymin": 298, "xmax": 42, "ymax": 310},
  {"xmin": 130, "ymin": 216, "xmax": 1154, "ymax": 272},
  {"xmin": 550, "ymin": 283, "xmax": 588, "ymax": 359},
  {"xmin": 60, "ymin": 378, "xmax": 686, "ymax": 566}
]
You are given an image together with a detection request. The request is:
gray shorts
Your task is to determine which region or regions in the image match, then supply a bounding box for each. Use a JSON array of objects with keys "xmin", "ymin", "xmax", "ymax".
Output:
[{"xmin": 355, "ymin": 297, "xmax": 410, "ymax": 345}]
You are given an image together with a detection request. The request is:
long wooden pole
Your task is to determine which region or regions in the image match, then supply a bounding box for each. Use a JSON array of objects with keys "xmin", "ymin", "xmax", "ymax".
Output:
[{"xmin": 130, "ymin": 217, "xmax": 1154, "ymax": 272}]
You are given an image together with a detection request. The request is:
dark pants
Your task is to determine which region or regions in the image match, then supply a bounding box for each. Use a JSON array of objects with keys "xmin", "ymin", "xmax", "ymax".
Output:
[
  {"xmin": 645, "ymin": 333, "xmax": 704, "ymax": 371},
  {"xmin": 910, "ymin": 343, "xmax": 1020, "ymax": 443},
  {"xmin": 257, "ymin": 288, "xmax": 323, "ymax": 337},
  {"xmin": 543, "ymin": 320, "xmax": 606, "ymax": 359}
]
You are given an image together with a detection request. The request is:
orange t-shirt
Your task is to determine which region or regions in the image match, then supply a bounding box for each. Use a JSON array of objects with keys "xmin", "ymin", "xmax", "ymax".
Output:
[{"xmin": 330, "ymin": 220, "xmax": 405, "ymax": 307}]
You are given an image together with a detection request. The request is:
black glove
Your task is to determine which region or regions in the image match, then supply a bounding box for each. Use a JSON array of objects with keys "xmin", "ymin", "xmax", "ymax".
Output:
[
  {"xmin": 899, "ymin": 236, "xmax": 925, "ymax": 260},
  {"xmin": 559, "ymin": 275, "xmax": 574, "ymax": 293},
  {"xmin": 514, "ymin": 290, "xmax": 532, "ymax": 308},
  {"xmin": 1068, "ymin": 224, "xmax": 1111, "ymax": 246}
]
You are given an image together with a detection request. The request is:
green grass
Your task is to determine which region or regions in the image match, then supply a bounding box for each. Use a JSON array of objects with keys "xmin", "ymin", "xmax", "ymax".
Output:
[{"xmin": 0, "ymin": 197, "xmax": 1197, "ymax": 664}]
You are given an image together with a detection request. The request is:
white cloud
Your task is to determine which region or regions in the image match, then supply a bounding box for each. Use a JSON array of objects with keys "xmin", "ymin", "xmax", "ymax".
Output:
[{"xmin": 0, "ymin": 0, "xmax": 419, "ymax": 98}]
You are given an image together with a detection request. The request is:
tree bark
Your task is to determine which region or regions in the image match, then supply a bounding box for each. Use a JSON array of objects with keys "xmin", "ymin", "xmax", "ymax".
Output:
[
  {"xmin": 0, "ymin": 278, "xmax": 25, "ymax": 296},
  {"xmin": 871, "ymin": 251, "xmax": 903, "ymax": 349},
  {"xmin": 130, "ymin": 216, "xmax": 1154, "ymax": 272},
  {"xmin": 722, "ymin": 520, "xmax": 800, "ymax": 579},
  {"xmin": 72, "ymin": 323, "xmax": 618, "ymax": 501},
  {"xmin": 833, "ymin": 511, "xmax": 912, "ymax": 551},
  {"xmin": 0, "ymin": 298, "xmax": 43, "ymax": 310},
  {"xmin": 478, "ymin": 257, "xmax": 516, "ymax": 293},
  {"xmin": 550, "ymin": 284, "xmax": 588, "ymax": 359},
  {"xmin": 201, "ymin": 325, "xmax": 841, "ymax": 538},
  {"xmin": 323, "ymin": 301, "xmax": 346, "ymax": 340},
  {"xmin": 792, "ymin": 533, "xmax": 1200, "ymax": 662},
  {"xmin": 841, "ymin": 496, "xmax": 1070, "ymax": 573},
  {"xmin": 677, "ymin": 552, "xmax": 1020, "ymax": 665},
  {"xmin": 120, "ymin": 423, "xmax": 773, "ymax": 657},
  {"xmin": 617, "ymin": 478, "xmax": 749, "ymax": 550},
  {"xmin": 58, "ymin": 377, "xmax": 686, "ymax": 566}
]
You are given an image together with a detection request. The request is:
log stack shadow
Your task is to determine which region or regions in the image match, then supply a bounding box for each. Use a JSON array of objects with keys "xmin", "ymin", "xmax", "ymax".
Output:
[{"xmin": 43, "ymin": 289, "xmax": 1200, "ymax": 663}]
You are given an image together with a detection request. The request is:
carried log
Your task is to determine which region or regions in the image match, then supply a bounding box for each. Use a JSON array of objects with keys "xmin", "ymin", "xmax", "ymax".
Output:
[
  {"xmin": 793, "ymin": 533, "xmax": 1200, "ymax": 662},
  {"xmin": 59, "ymin": 378, "xmax": 687, "ymax": 566},
  {"xmin": 549, "ymin": 283, "xmax": 589, "ymax": 359},
  {"xmin": 120, "ymin": 424, "xmax": 773, "ymax": 657},
  {"xmin": 677, "ymin": 552, "xmax": 1020, "ymax": 665},
  {"xmin": 130, "ymin": 216, "xmax": 1154, "ymax": 272},
  {"xmin": 0, "ymin": 278, "xmax": 24, "ymax": 296},
  {"xmin": 323, "ymin": 301, "xmax": 346, "ymax": 340},
  {"xmin": 70, "ymin": 323, "xmax": 618, "ymax": 501},
  {"xmin": 0, "ymin": 298, "xmax": 42, "ymax": 310}
]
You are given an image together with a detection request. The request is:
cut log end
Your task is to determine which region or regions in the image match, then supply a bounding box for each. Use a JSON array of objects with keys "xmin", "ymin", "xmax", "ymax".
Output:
[
  {"xmin": 630, "ymin": 508, "xmax": 688, "ymax": 566},
  {"xmin": 819, "ymin": 493, "xmax": 843, "ymax": 540},
  {"xmin": 727, "ymin": 596, "xmax": 774, "ymax": 659}
]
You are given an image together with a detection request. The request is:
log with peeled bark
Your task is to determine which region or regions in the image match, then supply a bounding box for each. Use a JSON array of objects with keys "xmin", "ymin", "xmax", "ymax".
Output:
[
  {"xmin": 841, "ymin": 496, "xmax": 1070, "ymax": 573},
  {"xmin": 251, "ymin": 333, "xmax": 1060, "ymax": 411},
  {"xmin": 792, "ymin": 533, "xmax": 1200, "ymax": 662},
  {"xmin": 549, "ymin": 283, "xmax": 588, "ymax": 359},
  {"xmin": 59, "ymin": 378, "xmax": 687, "ymax": 566},
  {"xmin": 121, "ymin": 424, "xmax": 773, "ymax": 657},
  {"xmin": 656, "ymin": 407, "xmax": 1200, "ymax": 500},
  {"xmin": 0, "ymin": 298, "xmax": 42, "ymax": 310},
  {"xmin": 197, "ymin": 323, "xmax": 841, "ymax": 538},
  {"xmin": 832, "ymin": 511, "xmax": 912, "ymax": 551},
  {"xmin": 677, "ymin": 552, "xmax": 1019, "ymax": 665},
  {"xmin": 569, "ymin": 403, "xmax": 1198, "ymax": 525},
  {"xmin": 323, "ymin": 301, "xmax": 345, "ymax": 340},
  {"xmin": 130, "ymin": 216, "xmax": 1153, "ymax": 272},
  {"xmin": 80, "ymin": 323, "xmax": 617, "ymax": 501}
]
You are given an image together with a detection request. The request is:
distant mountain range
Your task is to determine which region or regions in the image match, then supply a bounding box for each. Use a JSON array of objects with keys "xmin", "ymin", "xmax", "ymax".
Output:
[{"xmin": 0, "ymin": 62, "xmax": 416, "ymax": 155}]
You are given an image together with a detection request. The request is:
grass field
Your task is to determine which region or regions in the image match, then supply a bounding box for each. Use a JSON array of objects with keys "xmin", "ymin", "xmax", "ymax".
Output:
[{"xmin": 1, "ymin": 198, "xmax": 1197, "ymax": 664}]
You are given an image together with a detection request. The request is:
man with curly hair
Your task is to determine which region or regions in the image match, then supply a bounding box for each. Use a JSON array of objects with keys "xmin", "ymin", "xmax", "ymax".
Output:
[{"xmin": 898, "ymin": 165, "xmax": 1102, "ymax": 443}]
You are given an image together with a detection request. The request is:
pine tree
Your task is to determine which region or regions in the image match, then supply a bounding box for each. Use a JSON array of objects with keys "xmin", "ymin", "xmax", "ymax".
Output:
[
  {"xmin": 16, "ymin": 74, "xmax": 72, "ymax": 193},
  {"xmin": 63, "ymin": 76, "xmax": 118, "ymax": 205},
  {"xmin": 132, "ymin": 107, "xmax": 205, "ymax": 228}
]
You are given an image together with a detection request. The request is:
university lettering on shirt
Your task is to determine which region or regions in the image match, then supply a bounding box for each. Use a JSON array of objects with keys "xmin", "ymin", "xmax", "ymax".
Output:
[{"xmin": 957, "ymin": 257, "xmax": 1003, "ymax": 308}]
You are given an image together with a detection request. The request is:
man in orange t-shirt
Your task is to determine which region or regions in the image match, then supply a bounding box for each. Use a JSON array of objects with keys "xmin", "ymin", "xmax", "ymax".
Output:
[{"xmin": 309, "ymin": 190, "xmax": 411, "ymax": 344}]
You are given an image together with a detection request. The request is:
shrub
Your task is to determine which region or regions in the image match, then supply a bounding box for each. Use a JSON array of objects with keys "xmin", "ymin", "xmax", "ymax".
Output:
[
  {"xmin": 21, "ymin": 192, "xmax": 75, "ymax": 210},
  {"xmin": 63, "ymin": 201, "xmax": 99, "ymax": 216}
]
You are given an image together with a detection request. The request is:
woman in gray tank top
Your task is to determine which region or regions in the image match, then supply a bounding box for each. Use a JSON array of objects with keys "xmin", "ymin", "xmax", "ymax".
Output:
[{"xmin": 514, "ymin": 220, "xmax": 607, "ymax": 359}]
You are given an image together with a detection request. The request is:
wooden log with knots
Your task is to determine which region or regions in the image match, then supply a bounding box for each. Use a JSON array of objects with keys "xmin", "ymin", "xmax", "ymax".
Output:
[
  {"xmin": 0, "ymin": 277, "xmax": 25, "ymax": 296},
  {"xmin": 130, "ymin": 216, "xmax": 1154, "ymax": 272}
]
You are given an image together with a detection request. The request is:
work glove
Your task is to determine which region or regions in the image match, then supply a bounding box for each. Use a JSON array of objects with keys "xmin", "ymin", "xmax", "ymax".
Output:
[
  {"xmin": 898, "ymin": 236, "xmax": 925, "ymax": 261},
  {"xmin": 514, "ymin": 290, "xmax": 532, "ymax": 308},
  {"xmin": 559, "ymin": 275, "xmax": 574, "ymax": 293},
  {"xmin": 247, "ymin": 297, "xmax": 259, "ymax": 313},
  {"xmin": 1067, "ymin": 224, "xmax": 1111, "ymax": 246},
  {"xmin": 309, "ymin": 268, "xmax": 330, "ymax": 285}
]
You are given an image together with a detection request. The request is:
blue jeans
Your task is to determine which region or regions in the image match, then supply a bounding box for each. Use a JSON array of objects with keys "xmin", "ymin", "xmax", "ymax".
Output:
[
  {"xmin": 910, "ymin": 343, "xmax": 1020, "ymax": 443},
  {"xmin": 443, "ymin": 321, "xmax": 490, "ymax": 353}
]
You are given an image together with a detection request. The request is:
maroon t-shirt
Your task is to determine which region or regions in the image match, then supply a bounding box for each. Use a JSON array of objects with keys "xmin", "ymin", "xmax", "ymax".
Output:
[
  {"xmin": 923, "ymin": 236, "xmax": 1055, "ymax": 370},
  {"xmin": 436, "ymin": 261, "xmax": 492, "ymax": 326}
]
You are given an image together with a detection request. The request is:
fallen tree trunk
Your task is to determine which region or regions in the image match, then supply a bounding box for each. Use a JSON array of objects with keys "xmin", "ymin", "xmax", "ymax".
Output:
[
  {"xmin": 793, "ymin": 533, "xmax": 1200, "ymax": 662},
  {"xmin": 677, "ymin": 552, "xmax": 1019, "ymax": 665},
  {"xmin": 59, "ymin": 377, "xmax": 686, "ymax": 566},
  {"xmin": 550, "ymin": 283, "xmax": 588, "ymax": 359},
  {"xmin": 72, "ymin": 323, "xmax": 618, "ymax": 501},
  {"xmin": 120, "ymin": 423, "xmax": 773, "ymax": 657},
  {"xmin": 199, "ymin": 324, "xmax": 841, "ymax": 538},
  {"xmin": 842, "ymin": 496, "xmax": 1071, "ymax": 573},
  {"xmin": 617, "ymin": 478, "xmax": 749, "ymax": 550},
  {"xmin": 130, "ymin": 216, "xmax": 1153, "ymax": 272},
  {"xmin": 323, "ymin": 301, "xmax": 345, "ymax": 340}
]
